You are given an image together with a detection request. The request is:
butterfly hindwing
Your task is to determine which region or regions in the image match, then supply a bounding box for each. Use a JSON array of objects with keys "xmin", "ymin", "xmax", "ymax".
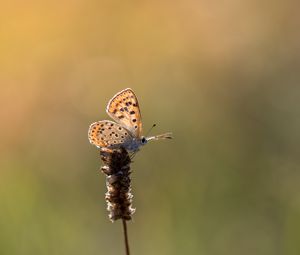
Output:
[
  {"xmin": 106, "ymin": 88, "xmax": 142, "ymax": 138},
  {"xmin": 88, "ymin": 120, "xmax": 132, "ymax": 148}
]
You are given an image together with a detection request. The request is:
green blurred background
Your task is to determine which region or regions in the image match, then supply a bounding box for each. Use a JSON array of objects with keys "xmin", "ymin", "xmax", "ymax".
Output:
[{"xmin": 1, "ymin": 1, "xmax": 300, "ymax": 254}]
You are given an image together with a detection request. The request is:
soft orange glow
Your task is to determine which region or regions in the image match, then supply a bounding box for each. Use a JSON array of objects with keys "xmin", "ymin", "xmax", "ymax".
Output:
[{"xmin": 1, "ymin": 1, "xmax": 299, "ymax": 254}]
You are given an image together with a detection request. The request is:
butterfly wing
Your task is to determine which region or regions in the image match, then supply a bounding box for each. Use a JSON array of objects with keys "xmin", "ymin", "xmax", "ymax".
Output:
[
  {"xmin": 106, "ymin": 88, "xmax": 142, "ymax": 138},
  {"xmin": 88, "ymin": 120, "xmax": 132, "ymax": 148}
]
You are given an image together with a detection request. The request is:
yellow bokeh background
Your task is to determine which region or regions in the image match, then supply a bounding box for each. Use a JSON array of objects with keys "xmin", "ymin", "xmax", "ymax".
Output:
[{"xmin": 1, "ymin": 1, "xmax": 300, "ymax": 254}]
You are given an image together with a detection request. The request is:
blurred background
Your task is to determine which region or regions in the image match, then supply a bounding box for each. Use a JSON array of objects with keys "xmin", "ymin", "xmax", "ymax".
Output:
[{"xmin": 1, "ymin": 1, "xmax": 300, "ymax": 254}]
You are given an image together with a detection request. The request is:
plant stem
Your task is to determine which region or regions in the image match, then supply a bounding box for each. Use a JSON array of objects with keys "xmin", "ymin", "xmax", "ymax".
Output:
[{"xmin": 122, "ymin": 219, "xmax": 130, "ymax": 255}]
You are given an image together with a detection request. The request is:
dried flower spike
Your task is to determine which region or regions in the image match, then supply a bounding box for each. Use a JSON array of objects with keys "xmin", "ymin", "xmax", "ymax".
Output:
[{"xmin": 100, "ymin": 147, "xmax": 135, "ymax": 221}]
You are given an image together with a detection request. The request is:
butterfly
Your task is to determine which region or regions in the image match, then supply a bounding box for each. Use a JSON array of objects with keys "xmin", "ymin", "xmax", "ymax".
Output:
[{"xmin": 88, "ymin": 88, "xmax": 172, "ymax": 152}]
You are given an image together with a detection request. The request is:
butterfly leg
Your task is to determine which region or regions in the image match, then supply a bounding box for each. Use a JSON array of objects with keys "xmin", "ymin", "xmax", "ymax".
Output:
[{"xmin": 129, "ymin": 150, "xmax": 139, "ymax": 160}]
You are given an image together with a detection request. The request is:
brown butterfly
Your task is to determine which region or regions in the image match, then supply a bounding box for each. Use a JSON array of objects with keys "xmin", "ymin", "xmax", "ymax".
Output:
[{"xmin": 88, "ymin": 88, "xmax": 172, "ymax": 152}]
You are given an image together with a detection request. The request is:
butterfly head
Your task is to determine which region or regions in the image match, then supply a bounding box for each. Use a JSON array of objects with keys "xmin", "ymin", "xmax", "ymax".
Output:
[
  {"xmin": 141, "ymin": 136, "xmax": 148, "ymax": 145},
  {"xmin": 130, "ymin": 133, "xmax": 172, "ymax": 152}
]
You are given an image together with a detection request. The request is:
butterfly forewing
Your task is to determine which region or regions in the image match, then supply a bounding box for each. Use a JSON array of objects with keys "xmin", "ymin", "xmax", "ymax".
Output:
[
  {"xmin": 88, "ymin": 120, "xmax": 132, "ymax": 148},
  {"xmin": 106, "ymin": 88, "xmax": 142, "ymax": 138}
]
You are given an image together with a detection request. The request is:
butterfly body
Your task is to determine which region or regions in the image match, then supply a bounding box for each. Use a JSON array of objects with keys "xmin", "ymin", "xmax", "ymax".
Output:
[
  {"xmin": 88, "ymin": 88, "xmax": 172, "ymax": 152},
  {"xmin": 107, "ymin": 135, "xmax": 146, "ymax": 152},
  {"xmin": 124, "ymin": 136, "xmax": 147, "ymax": 152}
]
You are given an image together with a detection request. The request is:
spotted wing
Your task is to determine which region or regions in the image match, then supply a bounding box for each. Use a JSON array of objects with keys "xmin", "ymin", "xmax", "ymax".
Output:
[
  {"xmin": 88, "ymin": 120, "xmax": 132, "ymax": 148},
  {"xmin": 106, "ymin": 88, "xmax": 142, "ymax": 138}
]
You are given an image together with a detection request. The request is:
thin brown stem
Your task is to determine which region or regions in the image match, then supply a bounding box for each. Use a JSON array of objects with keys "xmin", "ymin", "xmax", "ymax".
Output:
[{"xmin": 122, "ymin": 219, "xmax": 130, "ymax": 255}]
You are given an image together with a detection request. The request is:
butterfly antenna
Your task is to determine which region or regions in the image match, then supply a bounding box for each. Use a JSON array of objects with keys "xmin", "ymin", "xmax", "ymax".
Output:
[{"xmin": 145, "ymin": 123, "xmax": 156, "ymax": 137}]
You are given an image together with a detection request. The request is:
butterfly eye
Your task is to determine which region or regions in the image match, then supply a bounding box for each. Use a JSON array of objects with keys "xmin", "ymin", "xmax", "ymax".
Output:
[{"xmin": 141, "ymin": 137, "xmax": 147, "ymax": 144}]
